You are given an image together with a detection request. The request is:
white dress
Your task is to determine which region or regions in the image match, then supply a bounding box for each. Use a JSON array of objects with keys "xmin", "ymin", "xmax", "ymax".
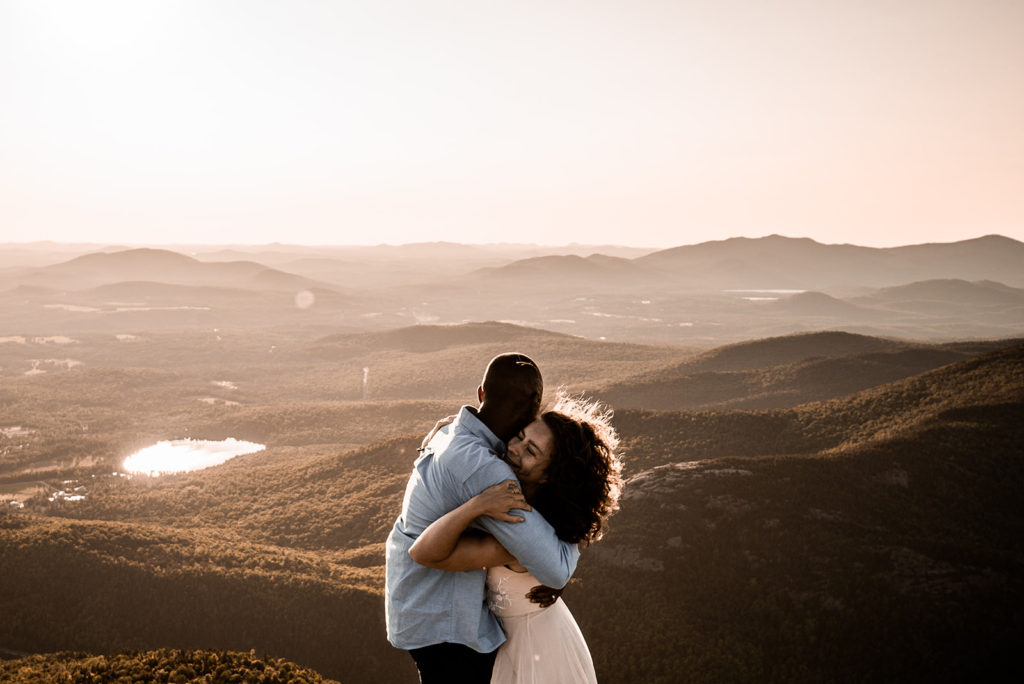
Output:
[{"xmin": 486, "ymin": 565, "xmax": 598, "ymax": 684}]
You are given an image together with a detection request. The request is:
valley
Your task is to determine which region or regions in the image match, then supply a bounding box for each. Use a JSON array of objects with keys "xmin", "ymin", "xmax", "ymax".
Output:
[{"xmin": 1, "ymin": 239, "xmax": 1023, "ymax": 682}]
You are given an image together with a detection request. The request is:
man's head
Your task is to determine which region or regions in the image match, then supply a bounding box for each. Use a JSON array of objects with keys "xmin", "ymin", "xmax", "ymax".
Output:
[{"xmin": 476, "ymin": 352, "xmax": 543, "ymax": 443}]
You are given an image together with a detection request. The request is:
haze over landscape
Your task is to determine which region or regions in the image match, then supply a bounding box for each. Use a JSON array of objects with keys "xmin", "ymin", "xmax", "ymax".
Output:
[
  {"xmin": 1, "ymin": 234, "xmax": 1023, "ymax": 682},
  {"xmin": 3, "ymin": 1, "xmax": 1024, "ymax": 682}
]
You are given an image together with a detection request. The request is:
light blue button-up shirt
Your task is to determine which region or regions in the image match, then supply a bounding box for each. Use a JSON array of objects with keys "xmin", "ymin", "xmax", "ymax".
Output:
[{"xmin": 385, "ymin": 406, "xmax": 580, "ymax": 653}]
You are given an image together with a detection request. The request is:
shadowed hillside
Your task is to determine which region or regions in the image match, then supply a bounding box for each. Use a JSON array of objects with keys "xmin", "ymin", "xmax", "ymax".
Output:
[
  {"xmin": 0, "ymin": 512, "xmax": 410, "ymax": 683},
  {"xmin": 598, "ymin": 332, "xmax": 1018, "ymax": 412},
  {"xmin": 612, "ymin": 342, "xmax": 1024, "ymax": 474},
  {"xmin": 574, "ymin": 409, "xmax": 1024, "ymax": 681},
  {"xmin": 572, "ymin": 346, "xmax": 1024, "ymax": 683},
  {"xmin": 307, "ymin": 321, "xmax": 697, "ymax": 400},
  {"xmin": 6, "ymin": 342, "xmax": 1018, "ymax": 682},
  {"xmin": 312, "ymin": 320, "xmax": 574, "ymax": 355},
  {"xmin": 0, "ymin": 649, "xmax": 339, "ymax": 683},
  {"xmin": 664, "ymin": 331, "xmax": 911, "ymax": 372}
]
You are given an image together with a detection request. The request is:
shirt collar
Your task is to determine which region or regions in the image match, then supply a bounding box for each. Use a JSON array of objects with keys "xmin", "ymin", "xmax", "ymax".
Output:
[{"xmin": 454, "ymin": 405, "xmax": 506, "ymax": 453}]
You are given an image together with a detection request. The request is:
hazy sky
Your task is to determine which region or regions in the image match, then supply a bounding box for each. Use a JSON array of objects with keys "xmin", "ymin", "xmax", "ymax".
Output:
[{"xmin": 2, "ymin": 0, "xmax": 1022, "ymax": 248}]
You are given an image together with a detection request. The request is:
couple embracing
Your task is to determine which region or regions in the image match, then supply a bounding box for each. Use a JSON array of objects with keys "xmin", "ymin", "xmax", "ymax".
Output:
[{"xmin": 385, "ymin": 353, "xmax": 623, "ymax": 683}]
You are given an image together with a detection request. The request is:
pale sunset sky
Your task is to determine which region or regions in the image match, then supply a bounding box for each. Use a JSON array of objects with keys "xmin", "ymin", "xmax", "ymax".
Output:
[{"xmin": 1, "ymin": 0, "xmax": 1021, "ymax": 248}]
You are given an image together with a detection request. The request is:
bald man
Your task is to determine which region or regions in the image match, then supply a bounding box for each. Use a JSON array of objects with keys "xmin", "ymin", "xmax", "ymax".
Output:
[{"xmin": 385, "ymin": 353, "xmax": 579, "ymax": 683}]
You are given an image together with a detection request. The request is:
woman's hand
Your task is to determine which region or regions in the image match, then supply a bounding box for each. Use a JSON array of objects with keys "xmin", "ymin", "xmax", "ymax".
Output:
[
  {"xmin": 420, "ymin": 414, "xmax": 457, "ymax": 452},
  {"xmin": 471, "ymin": 480, "xmax": 532, "ymax": 522},
  {"xmin": 526, "ymin": 584, "xmax": 564, "ymax": 607}
]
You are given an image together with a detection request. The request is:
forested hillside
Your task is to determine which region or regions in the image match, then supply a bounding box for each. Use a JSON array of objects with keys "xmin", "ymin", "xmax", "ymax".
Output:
[
  {"xmin": 599, "ymin": 331, "xmax": 1020, "ymax": 411},
  {"xmin": 3, "ymin": 327, "xmax": 1021, "ymax": 682},
  {"xmin": 571, "ymin": 345, "xmax": 1024, "ymax": 682},
  {"xmin": 0, "ymin": 649, "xmax": 338, "ymax": 683},
  {"xmin": 0, "ymin": 512, "xmax": 411, "ymax": 682}
]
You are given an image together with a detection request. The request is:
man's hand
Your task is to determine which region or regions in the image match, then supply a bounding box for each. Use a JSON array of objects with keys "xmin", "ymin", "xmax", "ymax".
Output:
[
  {"xmin": 526, "ymin": 584, "xmax": 563, "ymax": 607},
  {"xmin": 420, "ymin": 414, "xmax": 457, "ymax": 453}
]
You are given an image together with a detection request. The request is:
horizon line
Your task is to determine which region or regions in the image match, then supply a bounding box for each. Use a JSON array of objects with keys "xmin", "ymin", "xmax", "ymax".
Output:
[{"xmin": 1, "ymin": 232, "xmax": 1017, "ymax": 252}]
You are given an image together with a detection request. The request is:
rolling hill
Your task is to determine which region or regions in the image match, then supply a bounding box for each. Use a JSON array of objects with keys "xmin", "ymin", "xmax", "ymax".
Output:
[
  {"xmin": 854, "ymin": 278, "xmax": 1024, "ymax": 311},
  {"xmin": 596, "ymin": 331, "xmax": 1019, "ymax": 411},
  {"xmin": 312, "ymin": 320, "xmax": 575, "ymax": 355},
  {"xmin": 13, "ymin": 248, "xmax": 329, "ymax": 292},
  {"xmin": 774, "ymin": 291, "xmax": 879, "ymax": 318},
  {"xmin": 455, "ymin": 234, "xmax": 1024, "ymax": 295},
  {"xmin": 469, "ymin": 253, "xmax": 649, "ymax": 292},
  {"xmin": 636, "ymin": 234, "xmax": 1024, "ymax": 289},
  {"xmin": 306, "ymin": 321, "xmax": 697, "ymax": 399},
  {"xmin": 3, "ymin": 329, "xmax": 1021, "ymax": 682},
  {"xmin": 572, "ymin": 343, "xmax": 1024, "ymax": 682},
  {"xmin": 0, "ymin": 511, "xmax": 408, "ymax": 683}
]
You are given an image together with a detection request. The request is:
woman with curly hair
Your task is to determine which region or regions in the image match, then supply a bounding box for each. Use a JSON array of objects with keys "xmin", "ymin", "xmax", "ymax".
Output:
[{"xmin": 410, "ymin": 394, "xmax": 623, "ymax": 684}]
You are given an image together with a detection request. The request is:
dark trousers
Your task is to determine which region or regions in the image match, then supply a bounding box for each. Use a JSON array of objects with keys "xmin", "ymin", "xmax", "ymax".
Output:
[{"xmin": 408, "ymin": 642, "xmax": 497, "ymax": 684}]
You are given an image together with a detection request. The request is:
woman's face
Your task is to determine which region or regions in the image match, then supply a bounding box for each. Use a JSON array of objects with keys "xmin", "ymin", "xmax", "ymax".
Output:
[{"xmin": 504, "ymin": 418, "xmax": 554, "ymax": 486}]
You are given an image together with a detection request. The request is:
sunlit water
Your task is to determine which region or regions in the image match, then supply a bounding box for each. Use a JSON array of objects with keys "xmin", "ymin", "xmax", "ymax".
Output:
[
  {"xmin": 123, "ymin": 438, "xmax": 265, "ymax": 476},
  {"xmin": 112, "ymin": 305, "xmax": 210, "ymax": 312},
  {"xmin": 44, "ymin": 304, "xmax": 101, "ymax": 312},
  {"xmin": 33, "ymin": 336, "xmax": 78, "ymax": 344},
  {"xmin": 1, "ymin": 426, "xmax": 35, "ymax": 438},
  {"xmin": 724, "ymin": 289, "xmax": 807, "ymax": 302},
  {"xmin": 26, "ymin": 359, "xmax": 83, "ymax": 375}
]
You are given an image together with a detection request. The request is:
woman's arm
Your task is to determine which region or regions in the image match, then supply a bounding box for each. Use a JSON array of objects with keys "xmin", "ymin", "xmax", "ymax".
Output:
[{"xmin": 410, "ymin": 481, "xmax": 530, "ymax": 572}]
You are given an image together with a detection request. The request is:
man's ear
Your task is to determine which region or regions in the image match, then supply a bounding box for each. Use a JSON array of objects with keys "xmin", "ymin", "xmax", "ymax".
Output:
[{"xmin": 478, "ymin": 385, "xmax": 484, "ymax": 403}]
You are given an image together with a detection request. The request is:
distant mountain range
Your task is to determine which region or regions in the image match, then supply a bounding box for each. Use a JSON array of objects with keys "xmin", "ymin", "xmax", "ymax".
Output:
[
  {"xmin": 2, "ymin": 235, "xmax": 1023, "ymax": 343},
  {"xmin": 855, "ymin": 278, "xmax": 1024, "ymax": 309},
  {"xmin": 467, "ymin": 234, "xmax": 1024, "ymax": 292},
  {"xmin": 642, "ymin": 234, "xmax": 1024, "ymax": 289},
  {"xmin": 15, "ymin": 248, "xmax": 334, "ymax": 292}
]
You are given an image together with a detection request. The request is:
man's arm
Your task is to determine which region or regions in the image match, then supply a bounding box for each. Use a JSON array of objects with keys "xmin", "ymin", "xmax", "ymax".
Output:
[{"xmin": 464, "ymin": 461, "xmax": 579, "ymax": 588}]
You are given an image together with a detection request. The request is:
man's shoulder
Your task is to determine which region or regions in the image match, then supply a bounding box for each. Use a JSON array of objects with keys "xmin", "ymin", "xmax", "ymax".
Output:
[
  {"xmin": 439, "ymin": 441, "xmax": 519, "ymax": 493},
  {"xmin": 435, "ymin": 428, "xmax": 499, "ymax": 469},
  {"xmin": 422, "ymin": 406, "xmax": 509, "ymax": 485}
]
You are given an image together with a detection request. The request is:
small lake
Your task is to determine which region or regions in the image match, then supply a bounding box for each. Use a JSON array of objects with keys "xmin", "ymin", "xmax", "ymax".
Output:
[{"xmin": 123, "ymin": 438, "xmax": 265, "ymax": 476}]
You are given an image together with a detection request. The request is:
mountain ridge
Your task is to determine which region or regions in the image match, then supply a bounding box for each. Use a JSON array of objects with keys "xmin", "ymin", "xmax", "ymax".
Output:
[
  {"xmin": 464, "ymin": 234, "xmax": 1024, "ymax": 292},
  {"xmin": 5, "ymin": 331, "xmax": 1022, "ymax": 683}
]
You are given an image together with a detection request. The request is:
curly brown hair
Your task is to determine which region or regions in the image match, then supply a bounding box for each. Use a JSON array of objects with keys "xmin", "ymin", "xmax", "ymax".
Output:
[{"xmin": 529, "ymin": 394, "xmax": 623, "ymax": 546}]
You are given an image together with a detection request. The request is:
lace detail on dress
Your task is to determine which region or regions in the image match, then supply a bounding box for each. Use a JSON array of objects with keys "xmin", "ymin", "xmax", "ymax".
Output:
[
  {"xmin": 487, "ymin": 571, "xmax": 512, "ymax": 613},
  {"xmin": 486, "ymin": 565, "xmax": 597, "ymax": 683}
]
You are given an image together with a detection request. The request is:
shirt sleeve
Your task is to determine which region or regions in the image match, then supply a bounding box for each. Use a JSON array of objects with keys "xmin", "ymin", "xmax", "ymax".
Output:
[{"xmin": 462, "ymin": 457, "xmax": 580, "ymax": 589}]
